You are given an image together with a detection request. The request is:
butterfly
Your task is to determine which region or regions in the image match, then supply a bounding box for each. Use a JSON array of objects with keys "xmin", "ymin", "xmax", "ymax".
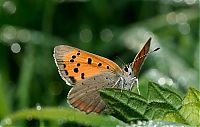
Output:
[{"xmin": 54, "ymin": 37, "xmax": 158, "ymax": 113}]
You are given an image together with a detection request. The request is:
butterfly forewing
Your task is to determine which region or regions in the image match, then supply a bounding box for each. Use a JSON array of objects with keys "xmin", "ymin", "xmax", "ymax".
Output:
[
  {"xmin": 54, "ymin": 45, "xmax": 122, "ymax": 85},
  {"xmin": 132, "ymin": 38, "xmax": 151, "ymax": 77}
]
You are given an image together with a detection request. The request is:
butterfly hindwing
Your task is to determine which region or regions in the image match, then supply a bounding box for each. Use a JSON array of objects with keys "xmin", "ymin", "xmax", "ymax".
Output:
[
  {"xmin": 68, "ymin": 72, "xmax": 119, "ymax": 113},
  {"xmin": 54, "ymin": 45, "xmax": 122, "ymax": 85}
]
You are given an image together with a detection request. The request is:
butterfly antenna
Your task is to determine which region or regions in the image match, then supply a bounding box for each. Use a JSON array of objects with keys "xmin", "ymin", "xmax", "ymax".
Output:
[
  {"xmin": 116, "ymin": 56, "xmax": 126, "ymax": 66},
  {"xmin": 134, "ymin": 47, "xmax": 160, "ymax": 62}
]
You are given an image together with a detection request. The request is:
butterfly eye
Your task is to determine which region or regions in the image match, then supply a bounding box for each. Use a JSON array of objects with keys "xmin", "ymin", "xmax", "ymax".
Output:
[{"xmin": 124, "ymin": 67, "xmax": 128, "ymax": 72}]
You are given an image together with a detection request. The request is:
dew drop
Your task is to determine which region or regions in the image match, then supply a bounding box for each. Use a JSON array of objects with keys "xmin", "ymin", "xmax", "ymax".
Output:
[
  {"xmin": 36, "ymin": 103, "xmax": 42, "ymax": 111},
  {"xmin": 2, "ymin": 117, "xmax": 12, "ymax": 125}
]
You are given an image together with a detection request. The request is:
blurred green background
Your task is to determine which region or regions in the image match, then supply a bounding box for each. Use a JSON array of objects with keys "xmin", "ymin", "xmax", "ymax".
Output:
[{"xmin": 0, "ymin": 0, "xmax": 199, "ymax": 126}]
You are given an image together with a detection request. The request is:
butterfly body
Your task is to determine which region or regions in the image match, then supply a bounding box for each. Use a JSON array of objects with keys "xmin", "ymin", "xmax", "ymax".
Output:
[
  {"xmin": 54, "ymin": 38, "xmax": 152, "ymax": 113},
  {"xmin": 113, "ymin": 64, "xmax": 137, "ymax": 90}
]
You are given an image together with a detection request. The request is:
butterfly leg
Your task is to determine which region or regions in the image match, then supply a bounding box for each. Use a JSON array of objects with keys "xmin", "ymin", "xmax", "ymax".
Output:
[
  {"xmin": 120, "ymin": 77, "xmax": 124, "ymax": 92},
  {"xmin": 129, "ymin": 77, "xmax": 140, "ymax": 94},
  {"xmin": 112, "ymin": 77, "xmax": 121, "ymax": 88}
]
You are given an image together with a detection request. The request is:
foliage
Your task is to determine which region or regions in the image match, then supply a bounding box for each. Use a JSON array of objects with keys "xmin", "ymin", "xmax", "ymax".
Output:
[
  {"xmin": 164, "ymin": 87, "xmax": 200, "ymax": 126},
  {"xmin": 0, "ymin": 107, "xmax": 123, "ymax": 127},
  {"xmin": 0, "ymin": 0, "xmax": 199, "ymax": 126},
  {"xmin": 100, "ymin": 82, "xmax": 200, "ymax": 126}
]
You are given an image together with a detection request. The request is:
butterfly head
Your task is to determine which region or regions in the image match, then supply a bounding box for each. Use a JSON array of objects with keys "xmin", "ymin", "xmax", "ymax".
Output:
[
  {"xmin": 119, "ymin": 63, "xmax": 138, "ymax": 91},
  {"xmin": 122, "ymin": 64, "xmax": 134, "ymax": 77}
]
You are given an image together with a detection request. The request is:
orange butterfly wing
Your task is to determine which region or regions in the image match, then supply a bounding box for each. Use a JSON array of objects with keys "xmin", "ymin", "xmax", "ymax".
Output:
[
  {"xmin": 132, "ymin": 38, "xmax": 151, "ymax": 77},
  {"xmin": 54, "ymin": 45, "xmax": 122, "ymax": 85}
]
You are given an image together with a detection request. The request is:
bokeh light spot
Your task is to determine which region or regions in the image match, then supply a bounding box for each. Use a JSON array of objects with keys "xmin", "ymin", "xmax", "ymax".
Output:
[
  {"xmin": 1, "ymin": 117, "xmax": 12, "ymax": 125},
  {"xmin": 178, "ymin": 23, "xmax": 190, "ymax": 35},
  {"xmin": 167, "ymin": 79, "xmax": 174, "ymax": 86},
  {"xmin": 176, "ymin": 13, "xmax": 187, "ymax": 23},
  {"xmin": 158, "ymin": 77, "xmax": 166, "ymax": 85},
  {"xmin": 17, "ymin": 29, "xmax": 31, "ymax": 42},
  {"xmin": 11, "ymin": 43, "xmax": 21, "ymax": 53},
  {"xmin": 100, "ymin": 28, "xmax": 113, "ymax": 42},
  {"xmin": 2, "ymin": 1, "xmax": 16, "ymax": 14},
  {"xmin": 79, "ymin": 28, "xmax": 92, "ymax": 43},
  {"xmin": 173, "ymin": 0, "xmax": 183, "ymax": 2},
  {"xmin": 184, "ymin": 0, "xmax": 196, "ymax": 4},
  {"xmin": 1, "ymin": 25, "xmax": 17, "ymax": 42},
  {"xmin": 166, "ymin": 12, "xmax": 176, "ymax": 25},
  {"xmin": 36, "ymin": 103, "xmax": 42, "ymax": 111}
]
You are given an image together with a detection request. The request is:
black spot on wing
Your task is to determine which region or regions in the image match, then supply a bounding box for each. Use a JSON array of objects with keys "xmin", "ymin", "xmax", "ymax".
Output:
[
  {"xmin": 73, "ymin": 68, "xmax": 79, "ymax": 73},
  {"xmin": 81, "ymin": 73, "xmax": 84, "ymax": 79},
  {"xmin": 98, "ymin": 63, "xmax": 102, "ymax": 66},
  {"xmin": 69, "ymin": 76, "xmax": 76, "ymax": 83},
  {"xmin": 65, "ymin": 70, "xmax": 68, "ymax": 75},
  {"xmin": 72, "ymin": 55, "xmax": 76, "ymax": 59},
  {"xmin": 77, "ymin": 63, "xmax": 80, "ymax": 66},
  {"xmin": 70, "ymin": 59, "xmax": 74, "ymax": 62},
  {"xmin": 106, "ymin": 66, "xmax": 109, "ymax": 69},
  {"xmin": 88, "ymin": 58, "xmax": 92, "ymax": 64}
]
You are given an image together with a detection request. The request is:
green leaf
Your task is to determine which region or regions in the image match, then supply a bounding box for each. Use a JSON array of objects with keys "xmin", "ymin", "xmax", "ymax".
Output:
[
  {"xmin": 99, "ymin": 82, "xmax": 183, "ymax": 123},
  {"xmin": 0, "ymin": 107, "xmax": 123, "ymax": 127},
  {"xmin": 164, "ymin": 87, "xmax": 200, "ymax": 126},
  {"xmin": 145, "ymin": 82, "xmax": 183, "ymax": 120},
  {"xmin": 101, "ymin": 88, "xmax": 148, "ymax": 122}
]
